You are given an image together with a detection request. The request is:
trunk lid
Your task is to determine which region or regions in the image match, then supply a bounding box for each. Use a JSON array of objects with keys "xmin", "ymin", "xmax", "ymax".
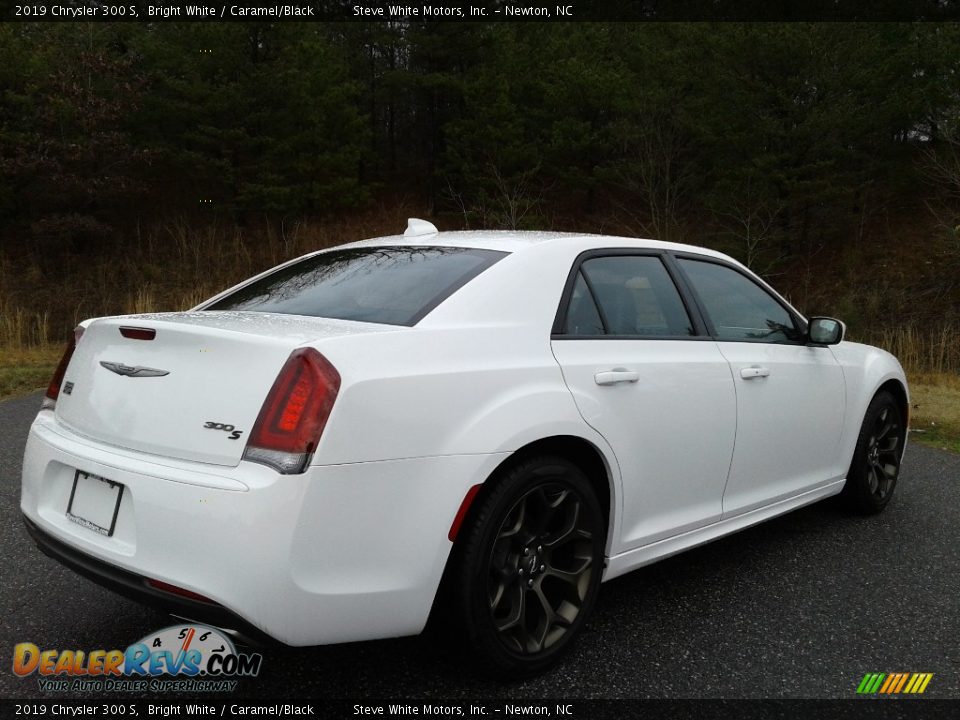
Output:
[{"xmin": 56, "ymin": 311, "xmax": 394, "ymax": 466}]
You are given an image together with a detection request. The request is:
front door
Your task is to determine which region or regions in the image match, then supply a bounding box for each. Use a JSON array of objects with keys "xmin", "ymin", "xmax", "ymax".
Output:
[{"xmin": 674, "ymin": 257, "xmax": 846, "ymax": 518}]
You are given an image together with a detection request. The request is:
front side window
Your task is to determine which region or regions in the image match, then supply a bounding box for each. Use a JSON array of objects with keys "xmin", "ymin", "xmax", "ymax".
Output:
[
  {"xmin": 204, "ymin": 246, "xmax": 507, "ymax": 326},
  {"xmin": 677, "ymin": 258, "xmax": 800, "ymax": 342},
  {"xmin": 562, "ymin": 255, "xmax": 694, "ymax": 337}
]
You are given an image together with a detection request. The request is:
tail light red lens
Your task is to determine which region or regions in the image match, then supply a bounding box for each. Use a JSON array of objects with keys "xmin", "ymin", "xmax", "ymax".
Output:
[
  {"xmin": 119, "ymin": 326, "xmax": 156, "ymax": 340},
  {"xmin": 145, "ymin": 578, "xmax": 216, "ymax": 604},
  {"xmin": 42, "ymin": 326, "xmax": 84, "ymax": 411},
  {"xmin": 243, "ymin": 348, "xmax": 340, "ymax": 474}
]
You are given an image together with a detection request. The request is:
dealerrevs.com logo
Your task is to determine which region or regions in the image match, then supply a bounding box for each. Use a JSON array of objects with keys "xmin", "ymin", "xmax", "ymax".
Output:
[{"xmin": 13, "ymin": 624, "xmax": 262, "ymax": 693}]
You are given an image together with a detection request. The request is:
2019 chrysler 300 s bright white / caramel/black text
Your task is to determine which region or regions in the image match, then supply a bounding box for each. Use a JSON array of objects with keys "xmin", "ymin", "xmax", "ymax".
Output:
[{"xmin": 21, "ymin": 218, "xmax": 908, "ymax": 676}]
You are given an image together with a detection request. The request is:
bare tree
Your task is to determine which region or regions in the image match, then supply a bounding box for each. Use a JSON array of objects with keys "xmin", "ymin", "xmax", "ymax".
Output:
[
  {"xmin": 443, "ymin": 163, "xmax": 545, "ymax": 230},
  {"xmin": 922, "ymin": 125, "xmax": 960, "ymax": 258},
  {"xmin": 711, "ymin": 174, "xmax": 786, "ymax": 274},
  {"xmin": 920, "ymin": 124, "xmax": 960, "ymax": 305},
  {"xmin": 610, "ymin": 113, "xmax": 695, "ymax": 242},
  {"xmin": 486, "ymin": 164, "xmax": 544, "ymax": 230}
]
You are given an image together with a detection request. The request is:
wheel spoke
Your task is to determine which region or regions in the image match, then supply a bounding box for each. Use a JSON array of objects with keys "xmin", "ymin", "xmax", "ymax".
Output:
[
  {"xmin": 867, "ymin": 465, "xmax": 879, "ymax": 494},
  {"xmin": 545, "ymin": 525, "xmax": 592, "ymax": 550},
  {"xmin": 498, "ymin": 496, "xmax": 527, "ymax": 539},
  {"xmin": 545, "ymin": 556, "xmax": 591, "ymax": 587},
  {"xmin": 528, "ymin": 587, "xmax": 552, "ymax": 652},
  {"xmin": 530, "ymin": 585, "xmax": 570, "ymax": 652},
  {"xmin": 493, "ymin": 581, "xmax": 524, "ymax": 632},
  {"xmin": 878, "ymin": 434, "xmax": 899, "ymax": 454},
  {"xmin": 530, "ymin": 487, "xmax": 567, "ymax": 536},
  {"xmin": 489, "ymin": 578, "xmax": 506, "ymax": 611},
  {"xmin": 543, "ymin": 500, "xmax": 580, "ymax": 548},
  {"xmin": 876, "ymin": 469, "xmax": 890, "ymax": 498},
  {"xmin": 868, "ymin": 458, "xmax": 897, "ymax": 498},
  {"xmin": 874, "ymin": 408, "xmax": 891, "ymax": 438}
]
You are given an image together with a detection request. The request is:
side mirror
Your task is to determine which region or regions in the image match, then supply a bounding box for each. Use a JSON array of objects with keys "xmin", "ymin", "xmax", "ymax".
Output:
[{"xmin": 808, "ymin": 317, "xmax": 845, "ymax": 345}]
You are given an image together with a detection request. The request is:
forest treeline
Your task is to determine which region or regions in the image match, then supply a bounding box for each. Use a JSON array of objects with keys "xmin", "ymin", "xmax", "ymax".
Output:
[{"xmin": 1, "ymin": 22, "xmax": 960, "ymax": 352}]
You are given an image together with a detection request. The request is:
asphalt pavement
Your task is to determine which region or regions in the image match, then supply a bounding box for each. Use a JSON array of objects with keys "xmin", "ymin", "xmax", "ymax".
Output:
[{"xmin": 1, "ymin": 391, "xmax": 958, "ymax": 699}]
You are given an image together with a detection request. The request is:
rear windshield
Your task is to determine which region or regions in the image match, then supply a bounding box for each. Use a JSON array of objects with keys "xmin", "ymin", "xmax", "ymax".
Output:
[{"xmin": 203, "ymin": 246, "xmax": 508, "ymax": 326}]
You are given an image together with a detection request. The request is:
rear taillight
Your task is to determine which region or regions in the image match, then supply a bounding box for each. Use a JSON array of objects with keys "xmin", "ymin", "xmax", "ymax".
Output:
[
  {"xmin": 242, "ymin": 348, "xmax": 340, "ymax": 474},
  {"xmin": 42, "ymin": 326, "xmax": 84, "ymax": 411}
]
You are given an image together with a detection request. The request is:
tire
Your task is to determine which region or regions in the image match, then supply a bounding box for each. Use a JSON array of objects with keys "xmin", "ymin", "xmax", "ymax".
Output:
[
  {"xmin": 841, "ymin": 390, "xmax": 906, "ymax": 515},
  {"xmin": 451, "ymin": 455, "xmax": 605, "ymax": 678}
]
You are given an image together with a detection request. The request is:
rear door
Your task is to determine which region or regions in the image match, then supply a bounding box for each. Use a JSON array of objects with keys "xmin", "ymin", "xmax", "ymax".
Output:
[
  {"xmin": 674, "ymin": 256, "xmax": 846, "ymax": 517},
  {"xmin": 550, "ymin": 251, "xmax": 737, "ymax": 551}
]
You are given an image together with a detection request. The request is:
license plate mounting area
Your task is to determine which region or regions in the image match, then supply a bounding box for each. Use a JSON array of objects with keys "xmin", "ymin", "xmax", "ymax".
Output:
[{"xmin": 66, "ymin": 470, "xmax": 125, "ymax": 537}]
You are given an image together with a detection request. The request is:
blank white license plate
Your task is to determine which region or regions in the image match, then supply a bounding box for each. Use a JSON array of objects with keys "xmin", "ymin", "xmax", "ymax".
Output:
[{"xmin": 66, "ymin": 470, "xmax": 125, "ymax": 537}]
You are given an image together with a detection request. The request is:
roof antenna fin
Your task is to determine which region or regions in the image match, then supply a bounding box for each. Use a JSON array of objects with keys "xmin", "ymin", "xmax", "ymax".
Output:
[{"xmin": 404, "ymin": 218, "xmax": 439, "ymax": 237}]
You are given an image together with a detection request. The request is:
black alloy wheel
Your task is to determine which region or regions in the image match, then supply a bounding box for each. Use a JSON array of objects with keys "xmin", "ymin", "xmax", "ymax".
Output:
[
  {"xmin": 453, "ymin": 456, "xmax": 604, "ymax": 677},
  {"xmin": 842, "ymin": 390, "xmax": 906, "ymax": 514}
]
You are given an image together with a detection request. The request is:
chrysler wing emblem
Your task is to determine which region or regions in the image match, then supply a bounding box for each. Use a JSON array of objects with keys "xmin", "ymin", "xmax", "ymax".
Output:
[{"xmin": 99, "ymin": 361, "xmax": 170, "ymax": 378}]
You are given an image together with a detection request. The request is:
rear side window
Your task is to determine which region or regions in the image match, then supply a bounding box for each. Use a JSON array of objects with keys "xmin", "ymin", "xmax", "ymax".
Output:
[
  {"xmin": 563, "ymin": 255, "xmax": 694, "ymax": 337},
  {"xmin": 564, "ymin": 272, "xmax": 605, "ymax": 335},
  {"xmin": 204, "ymin": 246, "xmax": 508, "ymax": 326}
]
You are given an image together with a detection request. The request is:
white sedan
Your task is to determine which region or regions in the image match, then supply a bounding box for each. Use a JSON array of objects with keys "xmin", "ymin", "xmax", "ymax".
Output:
[{"xmin": 21, "ymin": 219, "xmax": 908, "ymax": 677}]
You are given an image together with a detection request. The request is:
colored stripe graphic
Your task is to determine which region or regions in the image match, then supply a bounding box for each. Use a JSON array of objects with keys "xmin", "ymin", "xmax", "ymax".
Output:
[
  {"xmin": 857, "ymin": 673, "xmax": 933, "ymax": 694},
  {"xmin": 879, "ymin": 674, "xmax": 896, "ymax": 693},
  {"xmin": 893, "ymin": 673, "xmax": 909, "ymax": 693}
]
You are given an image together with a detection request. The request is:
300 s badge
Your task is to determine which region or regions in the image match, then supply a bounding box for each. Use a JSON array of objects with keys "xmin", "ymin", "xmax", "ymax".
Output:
[{"xmin": 203, "ymin": 422, "xmax": 243, "ymax": 440}]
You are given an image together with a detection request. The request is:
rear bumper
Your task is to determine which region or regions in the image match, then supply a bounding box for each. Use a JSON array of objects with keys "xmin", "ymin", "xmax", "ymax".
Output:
[
  {"xmin": 22, "ymin": 514, "xmax": 273, "ymax": 646},
  {"xmin": 21, "ymin": 412, "xmax": 507, "ymax": 646}
]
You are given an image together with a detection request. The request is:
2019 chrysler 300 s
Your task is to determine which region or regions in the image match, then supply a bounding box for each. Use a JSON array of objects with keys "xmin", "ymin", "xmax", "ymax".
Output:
[{"xmin": 21, "ymin": 218, "xmax": 908, "ymax": 676}]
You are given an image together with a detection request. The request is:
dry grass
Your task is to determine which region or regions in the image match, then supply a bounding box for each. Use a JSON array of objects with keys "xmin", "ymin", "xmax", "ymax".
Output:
[
  {"xmin": 0, "ymin": 204, "xmax": 958, "ymax": 454},
  {"xmin": 0, "ymin": 203, "xmax": 419, "ymax": 347},
  {"xmin": 0, "ymin": 345, "xmax": 60, "ymax": 400},
  {"xmin": 0, "ymin": 204, "xmax": 418, "ymax": 399},
  {"xmin": 864, "ymin": 324, "xmax": 960, "ymax": 376},
  {"xmin": 0, "ymin": 300, "xmax": 51, "ymax": 348},
  {"xmin": 907, "ymin": 372, "xmax": 960, "ymax": 453}
]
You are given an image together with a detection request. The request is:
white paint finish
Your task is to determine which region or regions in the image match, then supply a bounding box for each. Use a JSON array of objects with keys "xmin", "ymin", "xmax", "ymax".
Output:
[
  {"xmin": 31, "ymin": 413, "xmax": 250, "ymax": 491},
  {"xmin": 313, "ymin": 325, "xmax": 591, "ymax": 464},
  {"xmin": 829, "ymin": 341, "xmax": 910, "ymax": 468},
  {"xmin": 22, "ymin": 415, "xmax": 505, "ymax": 645},
  {"xmin": 716, "ymin": 342, "xmax": 847, "ymax": 518},
  {"xmin": 604, "ymin": 479, "xmax": 846, "ymax": 580},
  {"xmin": 20, "ymin": 227, "xmax": 910, "ymax": 647},
  {"xmin": 57, "ymin": 314, "xmax": 398, "ymax": 467},
  {"xmin": 403, "ymin": 217, "xmax": 439, "ymax": 237},
  {"xmin": 551, "ymin": 339, "xmax": 736, "ymax": 551}
]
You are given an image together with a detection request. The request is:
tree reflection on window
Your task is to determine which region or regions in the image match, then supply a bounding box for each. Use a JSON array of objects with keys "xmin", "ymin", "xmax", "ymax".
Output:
[{"xmin": 205, "ymin": 246, "xmax": 507, "ymax": 326}]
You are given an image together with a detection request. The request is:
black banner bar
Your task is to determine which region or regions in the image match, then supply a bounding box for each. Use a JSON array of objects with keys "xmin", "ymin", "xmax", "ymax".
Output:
[
  {"xmin": 4, "ymin": 0, "xmax": 960, "ymax": 23},
  {"xmin": 3, "ymin": 699, "xmax": 960, "ymax": 719}
]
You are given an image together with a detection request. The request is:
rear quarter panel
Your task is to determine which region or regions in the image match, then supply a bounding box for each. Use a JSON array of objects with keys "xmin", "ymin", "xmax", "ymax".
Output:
[
  {"xmin": 310, "ymin": 242, "xmax": 589, "ymax": 464},
  {"xmin": 312, "ymin": 325, "xmax": 613, "ymax": 462},
  {"xmin": 305, "ymin": 242, "xmax": 626, "ymax": 552}
]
